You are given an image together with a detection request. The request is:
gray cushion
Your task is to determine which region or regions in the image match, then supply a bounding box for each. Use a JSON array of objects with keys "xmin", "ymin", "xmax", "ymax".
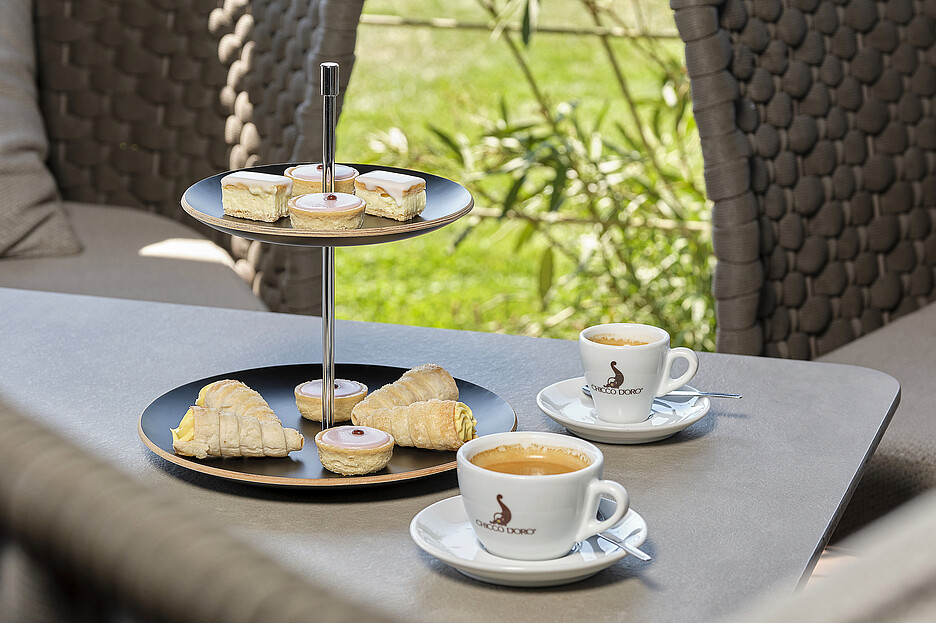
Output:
[
  {"xmin": 0, "ymin": 0, "xmax": 80, "ymax": 258},
  {"xmin": 719, "ymin": 489, "xmax": 936, "ymax": 623},
  {"xmin": 818, "ymin": 300, "xmax": 936, "ymax": 536},
  {"xmin": 0, "ymin": 202, "xmax": 266, "ymax": 311}
]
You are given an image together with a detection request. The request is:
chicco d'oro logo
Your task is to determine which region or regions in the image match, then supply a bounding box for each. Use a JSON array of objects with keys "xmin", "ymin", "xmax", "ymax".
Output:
[
  {"xmin": 605, "ymin": 361, "xmax": 625, "ymax": 388},
  {"xmin": 475, "ymin": 495, "xmax": 536, "ymax": 535},
  {"xmin": 592, "ymin": 361, "xmax": 644, "ymax": 395}
]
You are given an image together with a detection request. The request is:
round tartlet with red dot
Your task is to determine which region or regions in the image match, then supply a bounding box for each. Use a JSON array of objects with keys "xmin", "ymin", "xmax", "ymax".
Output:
[
  {"xmin": 285, "ymin": 163, "xmax": 360, "ymax": 195},
  {"xmin": 288, "ymin": 192, "xmax": 365, "ymax": 230},
  {"xmin": 314, "ymin": 425, "xmax": 394, "ymax": 476},
  {"xmin": 295, "ymin": 379, "xmax": 367, "ymax": 423}
]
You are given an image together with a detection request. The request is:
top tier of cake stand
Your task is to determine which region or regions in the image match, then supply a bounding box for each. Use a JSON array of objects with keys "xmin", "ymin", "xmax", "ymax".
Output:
[{"xmin": 181, "ymin": 162, "xmax": 474, "ymax": 248}]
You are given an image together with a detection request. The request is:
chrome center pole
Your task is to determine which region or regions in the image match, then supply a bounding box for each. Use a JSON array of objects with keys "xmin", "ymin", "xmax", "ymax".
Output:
[{"xmin": 321, "ymin": 62, "xmax": 338, "ymax": 429}]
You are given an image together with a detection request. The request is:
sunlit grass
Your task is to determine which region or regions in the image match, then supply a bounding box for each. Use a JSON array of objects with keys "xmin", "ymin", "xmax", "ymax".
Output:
[{"xmin": 335, "ymin": 218, "xmax": 555, "ymax": 334}]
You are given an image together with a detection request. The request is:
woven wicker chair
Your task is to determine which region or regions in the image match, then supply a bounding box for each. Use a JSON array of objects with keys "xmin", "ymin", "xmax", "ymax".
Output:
[
  {"xmin": 671, "ymin": 0, "xmax": 936, "ymax": 533},
  {"xmin": 673, "ymin": 0, "xmax": 936, "ymax": 359},
  {"xmin": 34, "ymin": 0, "xmax": 366, "ymax": 315},
  {"xmin": 0, "ymin": 397, "xmax": 397, "ymax": 623}
]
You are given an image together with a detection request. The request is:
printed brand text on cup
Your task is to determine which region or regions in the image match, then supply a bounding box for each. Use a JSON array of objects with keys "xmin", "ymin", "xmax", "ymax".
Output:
[
  {"xmin": 591, "ymin": 384, "xmax": 644, "ymax": 396},
  {"xmin": 474, "ymin": 495, "xmax": 536, "ymax": 536}
]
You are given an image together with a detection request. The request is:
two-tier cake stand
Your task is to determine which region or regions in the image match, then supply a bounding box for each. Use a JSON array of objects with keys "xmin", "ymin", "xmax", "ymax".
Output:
[{"xmin": 138, "ymin": 63, "xmax": 516, "ymax": 487}]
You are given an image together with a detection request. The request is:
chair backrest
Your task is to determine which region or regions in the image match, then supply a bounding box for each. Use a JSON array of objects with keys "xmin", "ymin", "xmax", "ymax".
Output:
[
  {"xmin": 0, "ymin": 396, "xmax": 397, "ymax": 623},
  {"xmin": 673, "ymin": 0, "xmax": 936, "ymax": 359},
  {"xmin": 33, "ymin": 0, "xmax": 365, "ymax": 314}
]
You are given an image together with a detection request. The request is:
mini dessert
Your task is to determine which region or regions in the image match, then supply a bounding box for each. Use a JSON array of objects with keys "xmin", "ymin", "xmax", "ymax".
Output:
[
  {"xmin": 352, "ymin": 364, "xmax": 459, "ymax": 414},
  {"xmin": 220, "ymin": 171, "xmax": 292, "ymax": 222},
  {"xmin": 288, "ymin": 192, "xmax": 365, "ymax": 230},
  {"xmin": 354, "ymin": 170, "xmax": 427, "ymax": 221},
  {"xmin": 295, "ymin": 379, "xmax": 368, "ymax": 423},
  {"xmin": 196, "ymin": 379, "xmax": 280, "ymax": 424},
  {"xmin": 171, "ymin": 405, "xmax": 304, "ymax": 458},
  {"xmin": 285, "ymin": 163, "xmax": 359, "ymax": 195},
  {"xmin": 350, "ymin": 364, "xmax": 477, "ymax": 451},
  {"xmin": 351, "ymin": 399, "xmax": 476, "ymax": 451},
  {"xmin": 314, "ymin": 425, "xmax": 394, "ymax": 475},
  {"xmin": 170, "ymin": 379, "xmax": 304, "ymax": 459}
]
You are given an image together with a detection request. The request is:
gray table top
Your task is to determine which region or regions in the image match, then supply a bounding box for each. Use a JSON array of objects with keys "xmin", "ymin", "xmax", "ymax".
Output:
[{"xmin": 0, "ymin": 287, "xmax": 899, "ymax": 622}]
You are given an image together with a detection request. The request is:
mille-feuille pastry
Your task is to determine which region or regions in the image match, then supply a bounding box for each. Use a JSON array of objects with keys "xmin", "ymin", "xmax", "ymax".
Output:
[
  {"xmin": 314, "ymin": 425, "xmax": 394, "ymax": 475},
  {"xmin": 284, "ymin": 163, "xmax": 359, "ymax": 195},
  {"xmin": 171, "ymin": 405, "xmax": 304, "ymax": 459},
  {"xmin": 219, "ymin": 171, "xmax": 292, "ymax": 222},
  {"xmin": 288, "ymin": 192, "xmax": 365, "ymax": 230},
  {"xmin": 295, "ymin": 379, "xmax": 368, "ymax": 423},
  {"xmin": 350, "ymin": 364, "xmax": 477, "ymax": 451},
  {"xmin": 354, "ymin": 170, "xmax": 427, "ymax": 221},
  {"xmin": 351, "ymin": 399, "xmax": 476, "ymax": 451}
]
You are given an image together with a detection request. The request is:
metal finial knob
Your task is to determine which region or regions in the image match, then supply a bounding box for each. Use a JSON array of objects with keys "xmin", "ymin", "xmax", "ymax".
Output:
[{"xmin": 321, "ymin": 62, "xmax": 339, "ymax": 97}]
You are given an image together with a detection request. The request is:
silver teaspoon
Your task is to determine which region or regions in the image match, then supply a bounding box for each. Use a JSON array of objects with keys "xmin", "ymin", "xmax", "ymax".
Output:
[
  {"xmin": 581, "ymin": 385, "xmax": 741, "ymax": 400},
  {"xmin": 594, "ymin": 510, "xmax": 651, "ymax": 561},
  {"xmin": 597, "ymin": 528, "xmax": 650, "ymax": 561}
]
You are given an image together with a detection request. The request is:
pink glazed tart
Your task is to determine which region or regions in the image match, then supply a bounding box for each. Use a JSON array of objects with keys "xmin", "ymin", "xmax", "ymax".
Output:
[
  {"xmin": 315, "ymin": 426, "xmax": 394, "ymax": 475},
  {"xmin": 288, "ymin": 192, "xmax": 365, "ymax": 230},
  {"xmin": 295, "ymin": 379, "xmax": 368, "ymax": 423},
  {"xmin": 285, "ymin": 163, "xmax": 359, "ymax": 195}
]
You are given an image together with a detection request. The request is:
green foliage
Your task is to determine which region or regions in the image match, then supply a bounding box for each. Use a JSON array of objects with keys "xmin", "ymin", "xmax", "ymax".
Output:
[{"xmin": 362, "ymin": 0, "xmax": 716, "ymax": 351}]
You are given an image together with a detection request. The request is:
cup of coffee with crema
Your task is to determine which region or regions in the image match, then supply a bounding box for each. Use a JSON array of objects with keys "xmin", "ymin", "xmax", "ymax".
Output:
[
  {"xmin": 580, "ymin": 323, "xmax": 699, "ymax": 424},
  {"xmin": 456, "ymin": 431, "xmax": 629, "ymax": 561}
]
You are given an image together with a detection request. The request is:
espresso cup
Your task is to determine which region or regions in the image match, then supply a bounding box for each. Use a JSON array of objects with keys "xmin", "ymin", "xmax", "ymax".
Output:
[
  {"xmin": 579, "ymin": 323, "xmax": 699, "ymax": 424},
  {"xmin": 456, "ymin": 431, "xmax": 629, "ymax": 561}
]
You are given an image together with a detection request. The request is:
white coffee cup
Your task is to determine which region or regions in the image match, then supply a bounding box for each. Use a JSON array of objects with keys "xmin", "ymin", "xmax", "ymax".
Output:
[
  {"xmin": 456, "ymin": 431, "xmax": 629, "ymax": 561},
  {"xmin": 579, "ymin": 323, "xmax": 699, "ymax": 424}
]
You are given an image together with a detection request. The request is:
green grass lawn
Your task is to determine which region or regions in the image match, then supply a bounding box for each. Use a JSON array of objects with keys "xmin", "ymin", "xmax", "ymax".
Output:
[{"xmin": 335, "ymin": 217, "xmax": 550, "ymax": 334}]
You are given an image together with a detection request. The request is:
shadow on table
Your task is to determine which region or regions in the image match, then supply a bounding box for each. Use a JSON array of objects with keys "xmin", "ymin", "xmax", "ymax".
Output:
[
  {"xmin": 642, "ymin": 405, "xmax": 751, "ymax": 445},
  {"xmin": 145, "ymin": 451, "xmax": 459, "ymax": 502},
  {"xmin": 416, "ymin": 539, "xmax": 661, "ymax": 592}
]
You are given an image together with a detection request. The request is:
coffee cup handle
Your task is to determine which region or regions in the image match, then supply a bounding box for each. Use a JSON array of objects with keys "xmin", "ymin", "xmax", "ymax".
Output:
[
  {"xmin": 574, "ymin": 480, "xmax": 629, "ymax": 543},
  {"xmin": 657, "ymin": 347, "xmax": 699, "ymax": 397}
]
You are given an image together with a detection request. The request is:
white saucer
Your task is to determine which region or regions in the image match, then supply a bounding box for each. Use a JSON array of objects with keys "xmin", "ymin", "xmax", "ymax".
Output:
[
  {"xmin": 410, "ymin": 496, "xmax": 647, "ymax": 587},
  {"xmin": 536, "ymin": 377, "xmax": 711, "ymax": 444}
]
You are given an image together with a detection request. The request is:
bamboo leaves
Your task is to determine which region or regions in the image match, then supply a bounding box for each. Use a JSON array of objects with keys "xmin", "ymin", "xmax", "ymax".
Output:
[
  {"xmin": 366, "ymin": 0, "xmax": 715, "ymax": 350},
  {"xmin": 538, "ymin": 246, "xmax": 554, "ymax": 307},
  {"xmin": 501, "ymin": 171, "xmax": 527, "ymax": 217},
  {"xmin": 521, "ymin": 0, "xmax": 539, "ymax": 46}
]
